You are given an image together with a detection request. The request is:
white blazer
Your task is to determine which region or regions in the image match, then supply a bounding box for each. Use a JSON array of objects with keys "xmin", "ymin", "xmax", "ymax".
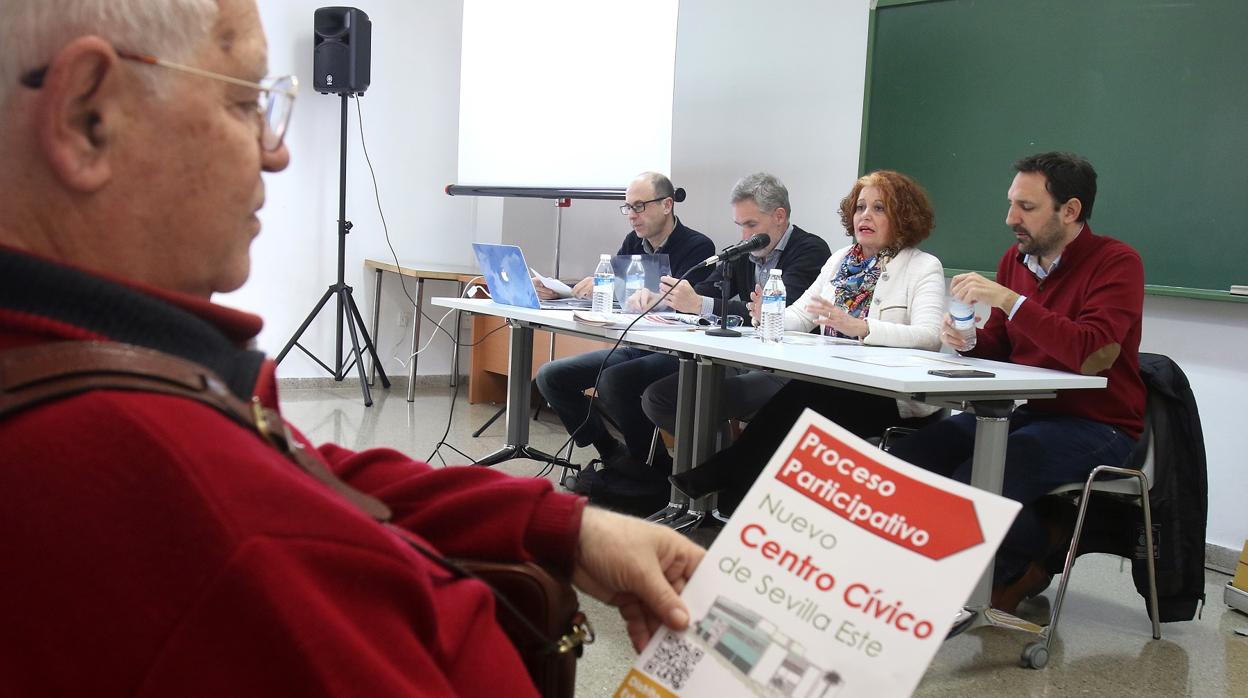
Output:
[{"xmin": 785, "ymin": 244, "xmax": 946, "ymax": 418}]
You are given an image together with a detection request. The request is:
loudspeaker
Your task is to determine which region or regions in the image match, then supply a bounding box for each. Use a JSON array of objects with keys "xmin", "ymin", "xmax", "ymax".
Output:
[{"xmin": 313, "ymin": 6, "xmax": 371, "ymax": 95}]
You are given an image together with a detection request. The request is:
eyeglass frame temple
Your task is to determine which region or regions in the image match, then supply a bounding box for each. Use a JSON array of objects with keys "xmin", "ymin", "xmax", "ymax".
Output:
[{"xmin": 114, "ymin": 49, "xmax": 298, "ymax": 99}]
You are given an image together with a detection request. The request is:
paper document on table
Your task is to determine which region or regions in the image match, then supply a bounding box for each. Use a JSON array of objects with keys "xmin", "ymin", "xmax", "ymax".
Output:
[
  {"xmin": 783, "ymin": 331, "xmax": 861, "ymax": 347},
  {"xmin": 573, "ymin": 311, "xmax": 701, "ymax": 330},
  {"xmin": 615, "ymin": 410, "xmax": 1021, "ymax": 698},
  {"xmin": 834, "ymin": 352, "xmax": 968, "ymax": 368},
  {"xmin": 530, "ymin": 268, "xmax": 573, "ymax": 297}
]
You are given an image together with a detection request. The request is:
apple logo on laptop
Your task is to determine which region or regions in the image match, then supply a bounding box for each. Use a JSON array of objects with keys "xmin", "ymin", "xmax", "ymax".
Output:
[{"xmin": 500, "ymin": 270, "xmax": 510, "ymax": 283}]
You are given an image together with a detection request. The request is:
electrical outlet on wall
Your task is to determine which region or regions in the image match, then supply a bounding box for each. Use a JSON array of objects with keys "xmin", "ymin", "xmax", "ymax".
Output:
[{"xmin": 398, "ymin": 310, "xmax": 413, "ymax": 328}]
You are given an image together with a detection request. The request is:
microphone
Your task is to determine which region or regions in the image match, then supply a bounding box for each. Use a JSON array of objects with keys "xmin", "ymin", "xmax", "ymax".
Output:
[{"xmin": 696, "ymin": 233, "xmax": 770, "ymax": 268}]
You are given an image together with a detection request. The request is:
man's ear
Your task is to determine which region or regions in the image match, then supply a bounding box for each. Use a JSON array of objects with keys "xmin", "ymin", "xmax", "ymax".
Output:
[
  {"xmin": 34, "ymin": 37, "xmax": 125, "ymax": 192},
  {"xmin": 1061, "ymin": 197, "xmax": 1083, "ymax": 224},
  {"xmin": 771, "ymin": 207, "xmax": 788, "ymax": 228}
]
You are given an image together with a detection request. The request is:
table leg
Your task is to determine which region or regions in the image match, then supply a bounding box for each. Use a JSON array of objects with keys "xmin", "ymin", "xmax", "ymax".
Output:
[
  {"xmin": 647, "ymin": 354, "xmax": 695, "ymax": 525},
  {"xmin": 670, "ymin": 358, "xmax": 724, "ymax": 532},
  {"xmin": 451, "ymin": 281, "xmax": 464, "ymax": 388},
  {"xmin": 369, "ymin": 268, "xmax": 383, "ymax": 386},
  {"xmin": 406, "ymin": 278, "xmax": 425, "ymax": 402},
  {"xmin": 474, "ymin": 323, "xmax": 575, "ymax": 469},
  {"xmin": 957, "ymin": 400, "xmax": 1049, "ymax": 640}
]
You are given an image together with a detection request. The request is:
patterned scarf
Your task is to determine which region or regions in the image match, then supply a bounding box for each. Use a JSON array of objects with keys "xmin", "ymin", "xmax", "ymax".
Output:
[{"xmin": 825, "ymin": 244, "xmax": 895, "ymax": 338}]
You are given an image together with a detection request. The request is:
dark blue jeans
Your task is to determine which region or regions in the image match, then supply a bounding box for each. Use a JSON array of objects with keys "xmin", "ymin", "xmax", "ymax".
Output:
[
  {"xmin": 887, "ymin": 409, "xmax": 1136, "ymax": 583},
  {"xmin": 534, "ymin": 347, "xmax": 678, "ymax": 464}
]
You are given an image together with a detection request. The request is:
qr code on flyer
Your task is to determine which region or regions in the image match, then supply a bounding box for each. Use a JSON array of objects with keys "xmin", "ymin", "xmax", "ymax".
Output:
[{"xmin": 643, "ymin": 631, "xmax": 704, "ymax": 690}]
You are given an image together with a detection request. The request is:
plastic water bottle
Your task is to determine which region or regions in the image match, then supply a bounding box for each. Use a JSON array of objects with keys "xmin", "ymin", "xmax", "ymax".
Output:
[
  {"xmin": 759, "ymin": 269, "xmax": 786, "ymax": 344},
  {"xmin": 625, "ymin": 254, "xmax": 645, "ymax": 310},
  {"xmin": 592, "ymin": 254, "xmax": 614, "ymax": 314},
  {"xmin": 948, "ymin": 298, "xmax": 977, "ymax": 350}
]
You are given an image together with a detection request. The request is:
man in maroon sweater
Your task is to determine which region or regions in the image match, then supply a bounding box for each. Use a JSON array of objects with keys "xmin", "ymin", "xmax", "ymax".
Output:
[
  {"xmin": 0, "ymin": 1, "xmax": 703, "ymax": 695},
  {"xmin": 888, "ymin": 152, "xmax": 1145, "ymax": 614}
]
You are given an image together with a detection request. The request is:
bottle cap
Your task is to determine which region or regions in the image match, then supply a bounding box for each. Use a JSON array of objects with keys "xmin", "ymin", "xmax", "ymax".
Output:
[
  {"xmin": 600, "ymin": 253, "xmax": 611, "ymax": 260},
  {"xmin": 631, "ymin": 254, "xmax": 641, "ymax": 260},
  {"xmin": 770, "ymin": 269, "xmax": 783, "ymax": 276}
]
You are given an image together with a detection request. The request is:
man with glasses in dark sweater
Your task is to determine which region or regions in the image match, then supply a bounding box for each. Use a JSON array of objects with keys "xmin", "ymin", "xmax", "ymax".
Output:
[{"xmin": 535, "ymin": 172, "xmax": 714, "ymax": 511}]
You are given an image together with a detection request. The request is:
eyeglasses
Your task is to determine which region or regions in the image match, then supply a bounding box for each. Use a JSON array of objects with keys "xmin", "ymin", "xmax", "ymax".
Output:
[
  {"xmin": 19, "ymin": 47, "xmax": 298, "ymax": 152},
  {"xmin": 619, "ymin": 196, "xmax": 668, "ymax": 215}
]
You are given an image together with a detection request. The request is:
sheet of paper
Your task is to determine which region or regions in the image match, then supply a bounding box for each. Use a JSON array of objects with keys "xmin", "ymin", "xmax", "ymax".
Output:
[
  {"xmin": 616, "ymin": 410, "xmax": 1020, "ymax": 698},
  {"xmin": 783, "ymin": 331, "xmax": 861, "ymax": 347},
  {"xmin": 572, "ymin": 311, "xmax": 702, "ymax": 330},
  {"xmin": 530, "ymin": 268, "xmax": 573, "ymax": 297}
]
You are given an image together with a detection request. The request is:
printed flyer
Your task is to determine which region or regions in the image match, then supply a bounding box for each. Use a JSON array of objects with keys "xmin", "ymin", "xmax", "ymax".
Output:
[{"xmin": 615, "ymin": 409, "xmax": 1021, "ymax": 698}]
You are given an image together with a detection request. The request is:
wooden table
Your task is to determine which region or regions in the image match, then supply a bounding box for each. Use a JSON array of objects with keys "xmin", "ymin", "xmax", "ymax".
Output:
[{"xmin": 363, "ymin": 259, "xmax": 480, "ymax": 401}]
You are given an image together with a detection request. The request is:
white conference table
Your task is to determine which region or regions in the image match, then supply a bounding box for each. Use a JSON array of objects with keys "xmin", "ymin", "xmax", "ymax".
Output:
[{"xmin": 431, "ymin": 297, "xmax": 1105, "ymax": 625}]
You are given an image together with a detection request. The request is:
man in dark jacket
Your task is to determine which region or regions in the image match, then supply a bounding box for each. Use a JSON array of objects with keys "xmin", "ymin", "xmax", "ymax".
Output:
[
  {"xmin": 640, "ymin": 172, "xmax": 832, "ymax": 435},
  {"xmin": 536, "ymin": 172, "xmax": 714, "ymax": 506}
]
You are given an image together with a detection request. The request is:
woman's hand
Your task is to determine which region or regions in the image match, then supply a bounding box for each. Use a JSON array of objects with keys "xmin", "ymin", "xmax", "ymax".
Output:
[{"xmin": 805, "ymin": 296, "xmax": 869, "ymax": 338}]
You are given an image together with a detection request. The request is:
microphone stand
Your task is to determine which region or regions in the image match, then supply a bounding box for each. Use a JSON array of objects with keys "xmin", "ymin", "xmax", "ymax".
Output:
[{"xmin": 705, "ymin": 258, "xmax": 741, "ymax": 337}]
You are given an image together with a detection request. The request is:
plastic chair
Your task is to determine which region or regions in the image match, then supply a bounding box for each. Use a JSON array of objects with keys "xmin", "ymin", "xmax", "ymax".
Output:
[{"xmin": 1019, "ymin": 422, "xmax": 1160, "ymax": 669}]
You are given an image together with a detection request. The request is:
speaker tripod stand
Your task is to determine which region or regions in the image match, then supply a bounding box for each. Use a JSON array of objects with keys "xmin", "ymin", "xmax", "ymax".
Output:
[{"xmin": 276, "ymin": 93, "xmax": 390, "ymax": 406}]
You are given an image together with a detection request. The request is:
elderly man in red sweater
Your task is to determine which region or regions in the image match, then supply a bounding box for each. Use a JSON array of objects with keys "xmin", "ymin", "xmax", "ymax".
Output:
[
  {"xmin": 888, "ymin": 152, "xmax": 1146, "ymax": 615},
  {"xmin": 0, "ymin": 1, "xmax": 703, "ymax": 695}
]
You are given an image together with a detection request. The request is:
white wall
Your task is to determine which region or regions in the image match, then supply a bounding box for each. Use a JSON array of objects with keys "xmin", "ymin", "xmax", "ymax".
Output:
[
  {"xmin": 1140, "ymin": 297, "xmax": 1248, "ymax": 551},
  {"xmin": 225, "ymin": 0, "xmax": 488, "ymax": 380},
  {"xmin": 241, "ymin": 0, "xmax": 1243, "ymax": 550},
  {"xmin": 503, "ymin": 0, "xmax": 870, "ymax": 280}
]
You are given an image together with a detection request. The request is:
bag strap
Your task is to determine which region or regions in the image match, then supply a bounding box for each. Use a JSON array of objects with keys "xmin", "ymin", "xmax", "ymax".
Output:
[
  {"xmin": 0, "ymin": 341, "xmax": 392, "ymax": 522},
  {"xmin": 0, "ymin": 340, "xmax": 590, "ymax": 658}
]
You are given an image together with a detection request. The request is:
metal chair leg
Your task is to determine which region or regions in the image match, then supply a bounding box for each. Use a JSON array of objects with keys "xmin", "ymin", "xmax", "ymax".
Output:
[
  {"xmin": 1041, "ymin": 467, "xmax": 1102, "ymax": 656},
  {"xmin": 1040, "ymin": 465, "xmax": 1161, "ymax": 660},
  {"xmin": 647, "ymin": 427, "xmax": 661, "ymax": 466},
  {"xmin": 1139, "ymin": 471, "xmax": 1162, "ymax": 640}
]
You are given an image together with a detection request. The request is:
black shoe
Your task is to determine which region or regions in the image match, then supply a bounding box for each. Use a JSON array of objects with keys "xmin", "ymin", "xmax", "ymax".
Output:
[
  {"xmin": 588, "ymin": 475, "xmax": 672, "ymax": 517},
  {"xmin": 563, "ymin": 459, "xmax": 603, "ymax": 495},
  {"xmin": 601, "ymin": 449, "xmax": 668, "ymax": 484},
  {"xmin": 668, "ymin": 460, "xmax": 731, "ymax": 499}
]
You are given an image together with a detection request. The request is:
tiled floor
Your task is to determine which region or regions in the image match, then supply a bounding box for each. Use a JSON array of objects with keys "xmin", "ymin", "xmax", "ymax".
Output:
[{"xmin": 280, "ymin": 382, "xmax": 1248, "ymax": 697}]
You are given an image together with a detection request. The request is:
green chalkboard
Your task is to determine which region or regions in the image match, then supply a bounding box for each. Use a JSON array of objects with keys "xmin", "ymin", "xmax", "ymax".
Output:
[{"xmin": 862, "ymin": 0, "xmax": 1248, "ymax": 299}]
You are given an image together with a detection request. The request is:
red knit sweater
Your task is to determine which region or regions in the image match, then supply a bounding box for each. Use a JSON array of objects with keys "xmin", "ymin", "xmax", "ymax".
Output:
[
  {"xmin": 0, "ymin": 246, "xmax": 586, "ymax": 697},
  {"xmin": 969, "ymin": 225, "xmax": 1146, "ymax": 438}
]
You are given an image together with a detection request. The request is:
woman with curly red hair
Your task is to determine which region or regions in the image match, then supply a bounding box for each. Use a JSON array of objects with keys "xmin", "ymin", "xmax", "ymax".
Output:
[{"xmin": 671, "ymin": 171, "xmax": 946, "ymax": 515}]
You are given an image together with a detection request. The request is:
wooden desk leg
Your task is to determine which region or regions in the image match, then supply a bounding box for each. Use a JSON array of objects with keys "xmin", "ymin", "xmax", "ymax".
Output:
[
  {"xmin": 406, "ymin": 278, "xmax": 425, "ymax": 402},
  {"xmin": 369, "ymin": 268, "xmax": 383, "ymax": 386}
]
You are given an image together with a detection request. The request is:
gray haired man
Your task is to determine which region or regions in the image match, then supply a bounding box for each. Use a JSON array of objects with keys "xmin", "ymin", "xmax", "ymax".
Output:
[{"xmin": 641, "ymin": 172, "xmax": 832, "ymax": 437}]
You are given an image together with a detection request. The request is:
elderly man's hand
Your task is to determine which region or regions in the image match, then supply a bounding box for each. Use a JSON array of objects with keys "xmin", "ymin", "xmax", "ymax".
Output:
[
  {"xmin": 657, "ymin": 275, "xmax": 702, "ymax": 314},
  {"xmin": 570, "ymin": 276, "xmax": 595, "ymax": 300},
  {"xmin": 572, "ymin": 507, "xmax": 705, "ymax": 652},
  {"xmin": 949, "ymin": 272, "xmax": 1019, "ymax": 313}
]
